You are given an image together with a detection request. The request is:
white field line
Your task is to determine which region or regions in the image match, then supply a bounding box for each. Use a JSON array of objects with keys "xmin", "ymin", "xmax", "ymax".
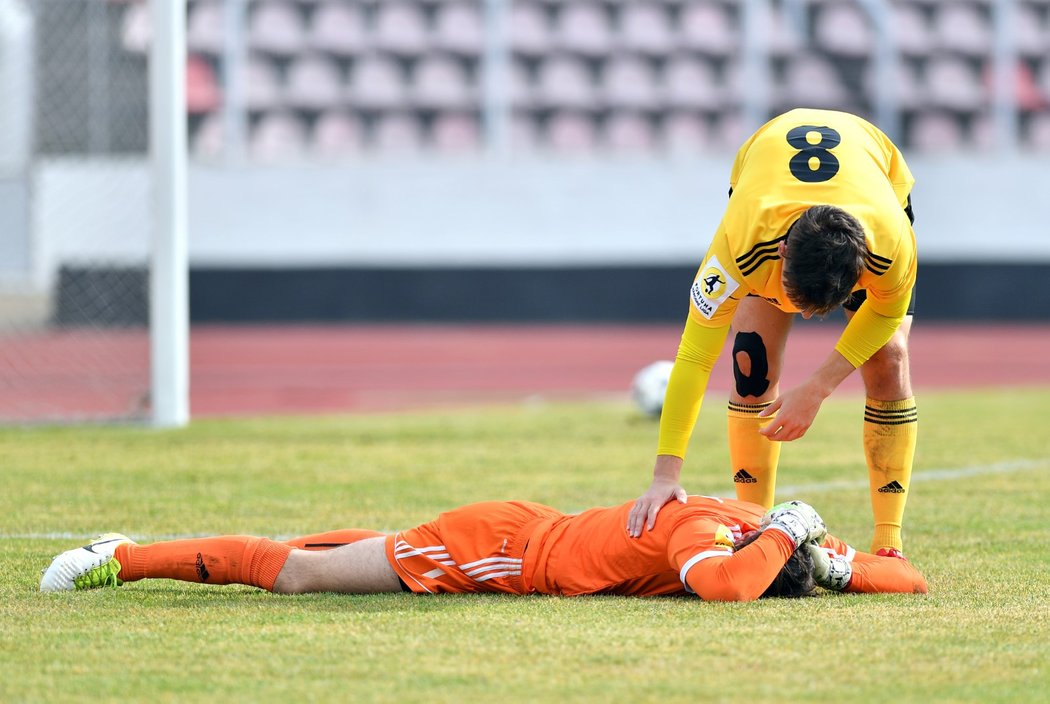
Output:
[{"xmin": 4, "ymin": 458, "xmax": 1047, "ymax": 542}]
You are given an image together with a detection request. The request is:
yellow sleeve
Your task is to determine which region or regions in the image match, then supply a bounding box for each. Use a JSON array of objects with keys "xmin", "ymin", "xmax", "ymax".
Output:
[
  {"xmin": 834, "ymin": 301, "xmax": 904, "ymax": 368},
  {"xmin": 656, "ymin": 317, "xmax": 731, "ymax": 458}
]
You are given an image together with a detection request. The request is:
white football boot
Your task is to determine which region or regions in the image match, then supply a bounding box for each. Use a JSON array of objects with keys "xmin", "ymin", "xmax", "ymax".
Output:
[{"xmin": 40, "ymin": 533, "xmax": 135, "ymax": 592}]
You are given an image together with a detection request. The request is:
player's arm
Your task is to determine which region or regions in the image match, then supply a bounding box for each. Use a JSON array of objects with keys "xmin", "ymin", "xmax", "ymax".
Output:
[
  {"xmin": 805, "ymin": 534, "xmax": 928, "ymax": 594},
  {"xmin": 627, "ymin": 316, "xmax": 730, "ymax": 537}
]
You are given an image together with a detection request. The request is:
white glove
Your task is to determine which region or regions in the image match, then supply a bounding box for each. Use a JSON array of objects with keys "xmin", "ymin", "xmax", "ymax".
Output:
[
  {"xmin": 803, "ymin": 542, "xmax": 853, "ymax": 591},
  {"xmin": 760, "ymin": 500, "xmax": 827, "ymax": 548}
]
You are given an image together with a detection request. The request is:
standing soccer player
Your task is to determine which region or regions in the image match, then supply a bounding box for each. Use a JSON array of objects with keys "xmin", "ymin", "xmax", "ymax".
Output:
[{"xmin": 627, "ymin": 108, "xmax": 918, "ymax": 558}]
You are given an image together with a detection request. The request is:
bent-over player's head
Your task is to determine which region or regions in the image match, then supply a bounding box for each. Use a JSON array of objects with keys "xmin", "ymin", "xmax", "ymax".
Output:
[
  {"xmin": 736, "ymin": 530, "xmax": 817, "ymax": 598},
  {"xmin": 783, "ymin": 205, "xmax": 866, "ymax": 316}
]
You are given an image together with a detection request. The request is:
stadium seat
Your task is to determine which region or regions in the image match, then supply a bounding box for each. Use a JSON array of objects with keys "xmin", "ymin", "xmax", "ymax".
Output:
[
  {"xmin": 510, "ymin": 113, "xmax": 541, "ymax": 150},
  {"xmin": 187, "ymin": 1, "xmax": 224, "ymax": 56},
  {"xmin": 891, "ymin": 2, "xmax": 933, "ymax": 58},
  {"xmin": 509, "ymin": 2, "xmax": 553, "ymax": 57},
  {"xmin": 413, "ymin": 55, "xmax": 476, "ymax": 110},
  {"xmin": 350, "ymin": 55, "xmax": 409, "ymax": 110},
  {"xmin": 863, "ymin": 59, "xmax": 924, "ymax": 111},
  {"xmin": 758, "ymin": 2, "xmax": 803, "ymax": 58},
  {"xmin": 556, "ymin": 2, "xmax": 614, "ymax": 57},
  {"xmin": 663, "ymin": 111, "xmax": 711, "ymax": 153},
  {"xmin": 1015, "ymin": 3, "xmax": 1048, "ymax": 58},
  {"xmin": 546, "ymin": 111, "xmax": 597, "ymax": 152},
  {"xmin": 712, "ymin": 111, "xmax": 750, "ymax": 151},
  {"xmin": 312, "ymin": 110, "xmax": 364, "ymax": 157},
  {"xmin": 602, "ymin": 56, "xmax": 659, "ymax": 110},
  {"xmin": 508, "ymin": 59, "xmax": 535, "ymax": 108},
  {"xmin": 604, "ymin": 112, "xmax": 656, "ymax": 152},
  {"xmin": 909, "ymin": 110, "xmax": 964, "ymax": 152},
  {"xmin": 924, "ymin": 56, "xmax": 985, "ymax": 112},
  {"xmin": 286, "ymin": 54, "xmax": 343, "ymax": 110},
  {"xmin": 249, "ymin": 1, "xmax": 306, "ymax": 57},
  {"xmin": 434, "ymin": 2, "xmax": 485, "ymax": 57},
  {"xmin": 373, "ymin": 1, "xmax": 429, "ymax": 57},
  {"xmin": 250, "ymin": 112, "xmax": 308, "ymax": 160},
  {"xmin": 191, "ymin": 112, "xmax": 223, "ymax": 158},
  {"xmin": 120, "ymin": 1, "xmax": 150, "ymax": 54},
  {"xmin": 186, "ymin": 54, "xmax": 221, "ymax": 114},
  {"xmin": 813, "ymin": 2, "xmax": 873, "ymax": 58},
  {"xmin": 663, "ymin": 56, "xmax": 724, "ymax": 111},
  {"xmin": 432, "ymin": 112, "xmax": 482, "ymax": 152},
  {"xmin": 535, "ymin": 56, "xmax": 598, "ymax": 109},
  {"xmin": 777, "ymin": 54, "xmax": 850, "ymax": 110},
  {"xmin": 308, "ymin": 1, "xmax": 368, "ymax": 56},
  {"xmin": 933, "ymin": 2, "xmax": 992, "ymax": 56},
  {"xmin": 619, "ymin": 4, "xmax": 674, "ymax": 57},
  {"xmin": 678, "ymin": 1, "xmax": 738, "ymax": 56},
  {"xmin": 1028, "ymin": 113, "xmax": 1050, "ymax": 151},
  {"xmin": 373, "ymin": 112, "xmax": 425, "ymax": 152},
  {"xmin": 244, "ymin": 56, "xmax": 284, "ymax": 111}
]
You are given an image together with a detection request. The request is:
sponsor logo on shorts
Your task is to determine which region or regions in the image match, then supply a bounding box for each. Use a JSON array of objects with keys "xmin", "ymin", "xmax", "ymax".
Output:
[{"xmin": 690, "ymin": 256, "xmax": 739, "ymax": 320}]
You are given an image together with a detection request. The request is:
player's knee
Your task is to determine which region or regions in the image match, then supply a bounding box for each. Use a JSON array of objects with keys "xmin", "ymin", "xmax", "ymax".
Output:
[{"xmin": 732, "ymin": 331, "xmax": 775, "ymax": 398}]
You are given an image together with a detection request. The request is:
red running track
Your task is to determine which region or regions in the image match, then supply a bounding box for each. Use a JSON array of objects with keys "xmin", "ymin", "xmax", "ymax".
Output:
[{"xmin": 3, "ymin": 324, "xmax": 1049, "ymax": 420}]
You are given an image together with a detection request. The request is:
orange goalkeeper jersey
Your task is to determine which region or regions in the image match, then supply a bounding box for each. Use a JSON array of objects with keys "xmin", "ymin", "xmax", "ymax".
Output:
[{"xmin": 385, "ymin": 496, "xmax": 927, "ymax": 601}]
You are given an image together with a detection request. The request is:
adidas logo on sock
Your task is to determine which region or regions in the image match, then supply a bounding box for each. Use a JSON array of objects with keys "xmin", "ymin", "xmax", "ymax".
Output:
[
  {"xmin": 734, "ymin": 469, "xmax": 757, "ymax": 484},
  {"xmin": 877, "ymin": 481, "xmax": 906, "ymax": 494}
]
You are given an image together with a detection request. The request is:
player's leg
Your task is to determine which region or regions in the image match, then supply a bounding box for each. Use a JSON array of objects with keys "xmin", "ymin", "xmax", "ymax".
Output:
[
  {"xmin": 847, "ymin": 295, "xmax": 917, "ymax": 555},
  {"xmin": 727, "ymin": 296, "xmax": 793, "ymax": 507},
  {"xmin": 283, "ymin": 529, "xmax": 385, "ymax": 550},
  {"xmin": 272, "ymin": 537, "xmax": 403, "ymax": 594}
]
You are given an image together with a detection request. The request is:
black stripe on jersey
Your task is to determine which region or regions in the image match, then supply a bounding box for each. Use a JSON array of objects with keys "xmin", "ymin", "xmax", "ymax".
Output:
[
  {"xmin": 864, "ymin": 253, "xmax": 892, "ymax": 276},
  {"xmin": 736, "ymin": 234, "xmax": 789, "ymax": 270},
  {"xmin": 740, "ymin": 253, "xmax": 782, "ymax": 276}
]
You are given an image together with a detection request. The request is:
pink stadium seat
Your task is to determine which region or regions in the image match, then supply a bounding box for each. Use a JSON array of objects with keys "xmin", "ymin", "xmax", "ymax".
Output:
[
  {"xmin": 933, "ymin": 2, "xmax": 992, "ymax": 56},
  {"xmin": 712, "ymin": 111, "xmax": 749, "ymax": 151},
  {"xmin": 187, "ymin": 1, "xmax": 223, "ymax": 56},
  {"xmin": 250, "ymin": 112, "xmax": 308, "ymax": 160},
  {"xmin": 891, "ymin": 2, "xmax": 933, "ymax": 58},
  {"xmin": 556, "ymin": 2, "xmax": 614, "ymax": 57},
  {"xmin": 434, "ymin": 2, "xmax": 485, "ymax": 56},
  {"xmin": 244, "ymin": 56, "xmax": 283, "ymax": 111},
  {"xmin": 604, "ymin": 112, "xmax": 656, "ymax": 152},
  {"xmin": 603, "ymin": 56, "xmax": 659, "ymax": 110},
  {"xmin": 678, "ymin": 1, "xmax": 738, "ymax": 56},
  {"xmin": 814, "ymin": 3, "xmax": 873, "ymax": 58},
  {"xmin": 1015, "ymin": 3, "xmax": 1048, "ymax": 58},
  {"xmin": 863, "ymin": 59, "xmax": 924, "ymax": 110},
  {"xmin": 350, "ymin": 55, "xmax": 409, "ymax": 110},
  {"xmin": 373, "ymin": 2, "xmax": 429, "ymax": 57},
  {"xmin": 191, "ymin": 113, "xmax": 223, "ymax": 158},
  {"xmin": 546, "ymin": 111, "xmax": 597, "ymax": 152},
  {"xmin": 312, "ymin": 111, "xmax": 364, "ymax": 157},
  {"xmin": 186, "ymin": 54, "xmax": 221, "ymax": 114},
  {"xmin": 286, "ymin": 54, "xmax": 343, "ymax": 110},
  {"xmin": 663, "ymin": 56, "xmax": 724, "ymax": 110},
  {"xmin": 373, "ymin": 113, "xmax": 424, "ymax": 152},
  {"xmin": 249, "ymin": 1, "xmax": 306, "ymax": 57},
  {"xmin": 413, "ymin": 56, "xmax": 475, "ymax": 110},
  {"xmin": 509, "ymin": 2, "xmax": 553, "ymax": 57},
  {"xmin": 619, "ymin": 4, "xmax": 674, "ymax": 57},
  {"xmin": 759, "ymin": 3, "xmax": 802, "ymax": 58},
  {"xmin": 909, "ymin": 110, "xmax": 964, "ymax": 152},
  {"xmin": 432, "ymin": 112, "xmax": 482, "ymax": 152},
  {"xmin": 778, "ymin": 54, "xmax": 850, "ymax": 109},
  {"xmin": 511, "ymin": 113, "xmax": 540, "ymax": 150},
  {"xmin": 1028, "ymin": 113, "xmax": 1050, "ymax": 151},
  {"xmin": 925, "ymin": 56, "xmax": 985, "ymax": 112},
  {"xmin": 663, "ymin": 112, "xmax": 711, "ymax": 153},
  {"xmin": 120, "ymin": 1, "xmax": 150, "ymax": 54},
  {"xmin": 309, "ymin": 1, "xmax": 368, "ymax": 56},
  {"xmin": 535, "ymin": 56, "xmax": 598, "ymax": 109}
]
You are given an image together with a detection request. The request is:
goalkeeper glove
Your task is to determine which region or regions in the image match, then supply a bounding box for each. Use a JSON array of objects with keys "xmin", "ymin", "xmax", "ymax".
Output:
[
  {"xmin": 803, "ymin": 542, "xmax": 853, "ymax": 591},
  {"xmin": 760, "ymin": 500, "xmax": 827, "ymax": 548}
]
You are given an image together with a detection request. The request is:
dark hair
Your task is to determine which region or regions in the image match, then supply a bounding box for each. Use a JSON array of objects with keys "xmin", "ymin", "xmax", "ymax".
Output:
[
  {"xmin": 735, "ymin": 530, "xmax": 816, "ymax": 598},
  {"xmin": 782, "ymin": 205, "xmax": 867, "ymax": 316}
]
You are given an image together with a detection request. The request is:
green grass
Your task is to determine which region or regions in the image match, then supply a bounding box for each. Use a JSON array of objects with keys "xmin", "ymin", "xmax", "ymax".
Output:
[{"xmin": 2, "ymin": 388, "xmax": 1048, "ymax": 703}]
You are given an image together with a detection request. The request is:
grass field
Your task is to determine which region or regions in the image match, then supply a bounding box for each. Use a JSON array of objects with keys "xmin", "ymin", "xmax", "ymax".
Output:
[{"xmin": 2, "ymin": 388, "xmax": 1048, "ymax": 703}]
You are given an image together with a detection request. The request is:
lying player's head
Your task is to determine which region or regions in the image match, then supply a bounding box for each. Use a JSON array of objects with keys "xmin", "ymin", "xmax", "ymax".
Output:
[
  {"xmin": 736, "ymin": 530, "xmax": 816, "ymax": 598},
  {"xmin": 783, "ymin": 205, "xmax": 866, "ymax": 316}
]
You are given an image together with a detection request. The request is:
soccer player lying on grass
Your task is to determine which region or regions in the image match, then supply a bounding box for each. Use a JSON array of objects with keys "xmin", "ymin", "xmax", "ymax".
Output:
[{"xmin": 41, "ymin": 496, "xmax": 927, "ymax": 600}]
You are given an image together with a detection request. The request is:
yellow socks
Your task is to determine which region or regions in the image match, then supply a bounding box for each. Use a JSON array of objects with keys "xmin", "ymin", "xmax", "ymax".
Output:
[
  {"xmin": 727, "ymin": 401, "xmax": 782, "ymax": 508},
  {"xmin": 864, "ymin": 398, "xmax": 918, "ymax": 553}
]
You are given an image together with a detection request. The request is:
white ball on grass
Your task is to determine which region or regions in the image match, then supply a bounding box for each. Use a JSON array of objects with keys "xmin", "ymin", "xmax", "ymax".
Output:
[{"xmin": 631, "ymin": 360, "xmax": 674, "ymax": 417}]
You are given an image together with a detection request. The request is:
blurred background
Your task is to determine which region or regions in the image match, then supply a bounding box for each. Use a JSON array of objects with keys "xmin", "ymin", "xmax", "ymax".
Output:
[{"xmin": 1, "ymin": 0, "xmax": 1048, "ymax": 423}]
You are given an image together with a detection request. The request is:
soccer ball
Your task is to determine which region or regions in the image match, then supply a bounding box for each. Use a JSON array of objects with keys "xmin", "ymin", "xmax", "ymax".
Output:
[{"xmin": 631, "ymin": 360, "xmax": 674, "ymax": 417}]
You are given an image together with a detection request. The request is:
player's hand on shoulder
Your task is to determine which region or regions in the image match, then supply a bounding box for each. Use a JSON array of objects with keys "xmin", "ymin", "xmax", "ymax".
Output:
[{"xmin": 627, "ymin": 477, "xmax": 687, "ymax": 538}]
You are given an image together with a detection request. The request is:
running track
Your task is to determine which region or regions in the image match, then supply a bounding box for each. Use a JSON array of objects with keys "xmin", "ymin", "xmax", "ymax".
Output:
[{"xmin": 4, "ymin": 324, "xmax": 1046, "ymax": 419}]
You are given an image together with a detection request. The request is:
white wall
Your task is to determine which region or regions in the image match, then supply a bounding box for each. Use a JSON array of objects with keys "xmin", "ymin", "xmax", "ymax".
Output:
[{"xmin": 29, "ymin": 154, "xmax": 1050, "ymax": 289}]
